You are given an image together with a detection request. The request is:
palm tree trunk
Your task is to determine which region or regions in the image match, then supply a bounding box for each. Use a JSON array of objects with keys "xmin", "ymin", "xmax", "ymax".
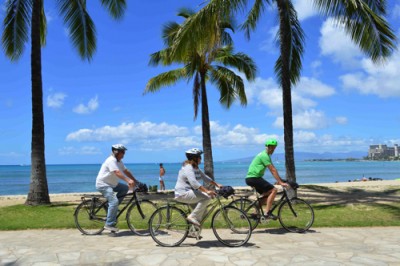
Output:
[
  {"xmin": 277, "ymin": 0, "xmax": 296, "ymax": 183},
  {"xmin": 200, "ymin": 72, "xmax": 215, "ymax": 180},
  {"xmin": 26, "ymin": 0, "xmax": 50, "ymax": 205}
]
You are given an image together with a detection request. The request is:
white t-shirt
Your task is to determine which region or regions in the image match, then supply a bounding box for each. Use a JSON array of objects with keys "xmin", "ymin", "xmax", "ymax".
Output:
[{"xmin": 96, "ymin": 155, "xmax": 127, "ymax": 188}]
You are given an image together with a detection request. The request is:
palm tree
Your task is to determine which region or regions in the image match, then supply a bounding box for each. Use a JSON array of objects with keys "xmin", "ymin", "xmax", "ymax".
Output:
[
  {"xmin": 144, "ymin": 8, "xmax": 257, "ymax": 179},
  {"xmin": 2, "ymin": 0, "xmax": 127, "ymax": 205},
  {"xmin": 176, "ymin": 0, "xmax": 396, "ymax": 183}
]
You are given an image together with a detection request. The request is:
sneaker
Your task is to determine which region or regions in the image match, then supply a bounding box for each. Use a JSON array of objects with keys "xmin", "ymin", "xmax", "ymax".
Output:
[
  {"xmin": 104, "ymin": 225, "xmax": 119, "ymax": 232},
  {"xmin": 186, "ymin": 216, "xmax": 201, "ymax": 227},
  {"xmin": 264, "ymin": 213, "xmax": 278, "ymax": 221}
]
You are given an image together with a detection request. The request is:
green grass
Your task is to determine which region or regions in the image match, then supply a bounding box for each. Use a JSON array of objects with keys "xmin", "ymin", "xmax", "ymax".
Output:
[{"xmin": 0, "ymin": 201, "xmax": 399, "ymax": 230}]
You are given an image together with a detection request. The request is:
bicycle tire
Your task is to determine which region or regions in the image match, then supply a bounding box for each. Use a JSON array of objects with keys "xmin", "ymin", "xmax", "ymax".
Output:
[
  {"xmin": 278, "ymin": 197, "xmax": 314, "ymax": 233},
  {"xmin": 211, "ymin": 206, "xmax": 252, "ymax": 247},
  {"xmin": 229, "ymin": 198, "xmax": 260, "ymax": 231},
  {"xmin": 74, "ymin": 199, "xmax": 107, "ymax": 235},
  {"xmin": 126, "ymin": 199, "xmax": 158, "ymax": 236},
  {"xmin": 149, "ymin": 206, "xmax": 189, "ymax": 247}
]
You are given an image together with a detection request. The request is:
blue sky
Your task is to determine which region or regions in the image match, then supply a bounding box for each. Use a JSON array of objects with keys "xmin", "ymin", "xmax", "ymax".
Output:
[{"xmin": 1, "ymin": 0, "xmax": 399, "ymax": 165}]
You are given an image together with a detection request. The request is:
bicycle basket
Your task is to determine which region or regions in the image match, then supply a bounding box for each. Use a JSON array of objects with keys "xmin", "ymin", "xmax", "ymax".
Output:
[
  {"xmin": 218, "ymin": 186, "xmax": 235, "ymax": 198},
  {"xmin": 135, "ymin": 182, "xmax": 148, "ymax": 193}
]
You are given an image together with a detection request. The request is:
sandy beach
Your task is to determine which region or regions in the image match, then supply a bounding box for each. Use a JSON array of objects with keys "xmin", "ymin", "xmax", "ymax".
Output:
[{"xmin": 1, "ymin": 180, "xmax": 399, "ymax": 207}]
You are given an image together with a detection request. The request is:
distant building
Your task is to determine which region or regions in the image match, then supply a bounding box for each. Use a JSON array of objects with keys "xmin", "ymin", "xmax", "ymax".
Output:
[{"xmin": 368, "ymin": 144, "xmax": 399, "ymax": 159}]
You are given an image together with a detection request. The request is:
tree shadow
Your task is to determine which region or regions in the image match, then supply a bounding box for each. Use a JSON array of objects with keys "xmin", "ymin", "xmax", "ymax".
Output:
[
  {"xmin": 298, "ymin": 185, "xmax": 400, "ymax": 206},
  {"xmin": 251, "ymin": 227, "xmax": 318, "ymax": 235}
]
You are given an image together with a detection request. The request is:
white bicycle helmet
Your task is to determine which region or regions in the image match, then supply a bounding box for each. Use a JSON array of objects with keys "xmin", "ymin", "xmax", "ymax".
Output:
[
  {"xmin": 185, "ymin": 148, "xmax": 203, "ymax": 160},
  {"xmin": 112, "ymin": 144, "xmax": 127, "ymax": 151}
]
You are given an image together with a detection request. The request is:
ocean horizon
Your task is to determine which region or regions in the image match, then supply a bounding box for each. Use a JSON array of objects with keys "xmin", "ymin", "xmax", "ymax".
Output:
[{"xmin": 1, "ymin": 160, "xmax": 399, "ymax": 196}]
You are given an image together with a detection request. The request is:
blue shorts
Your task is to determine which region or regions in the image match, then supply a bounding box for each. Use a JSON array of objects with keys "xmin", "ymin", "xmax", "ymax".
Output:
[{"xmin": 245, "ymin": 177, "xmax": 274, "ymax": 194}]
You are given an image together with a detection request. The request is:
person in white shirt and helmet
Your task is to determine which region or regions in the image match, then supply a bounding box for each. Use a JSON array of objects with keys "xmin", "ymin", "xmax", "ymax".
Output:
[
  {"xmin": 96, "ymin": 144, "xmax": 138, "ymax": 232},
  {"xmin": 174, "ymin": 148, "xmax": 222, "ymax": 227}
]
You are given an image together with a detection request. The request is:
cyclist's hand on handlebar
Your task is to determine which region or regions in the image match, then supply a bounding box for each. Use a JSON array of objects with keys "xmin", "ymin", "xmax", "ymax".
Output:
[
  {"xmin": 206, "ymin": 190, "xmax": 217, "ymax": 198},
  {"xmin": 127, "ymin": 179, "xmax": 135, "ymax": 188},
  {"xmin": 279, "ymin": 181, "xmax": 289, "ymax": 187}
]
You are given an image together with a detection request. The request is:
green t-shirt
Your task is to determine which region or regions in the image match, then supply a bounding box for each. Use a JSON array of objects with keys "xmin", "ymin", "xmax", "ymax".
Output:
[{"xmin": 246, "ymin": 150, "xmax": 272, "ymax": 178}]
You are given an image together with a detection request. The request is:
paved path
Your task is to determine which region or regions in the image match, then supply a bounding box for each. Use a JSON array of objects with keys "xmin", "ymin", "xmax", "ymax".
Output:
[{"xmin": 1, "ymin": 227, "xmax": 399, "ymax": 265}]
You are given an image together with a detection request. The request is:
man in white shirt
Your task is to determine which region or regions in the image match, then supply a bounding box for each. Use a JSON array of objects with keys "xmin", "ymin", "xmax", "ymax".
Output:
[{"xmin": 96, "ymin": 144, "xmax": 137, "ymax": 232}]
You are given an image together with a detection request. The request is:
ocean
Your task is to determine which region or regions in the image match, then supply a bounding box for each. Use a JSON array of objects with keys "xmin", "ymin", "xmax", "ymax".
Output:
[{"xmin": 1, "ymin": 160, "xmax": 399, "ymax": 196}]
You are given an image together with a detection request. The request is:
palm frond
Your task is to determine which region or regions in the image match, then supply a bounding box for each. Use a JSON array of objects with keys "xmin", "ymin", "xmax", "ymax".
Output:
[
  {"xmin": 313, "ymin": 0, "xmax": 386, "ymax": 17},
  {"xmin": 162, "ymin": 21, "xmax": 181, "ymax": 46},
  {"xmin": 313, "ymin": 0, "xmax": 396, "ymax": 62},
  {"xmin": 57, "ymin": 0, "xmax": 97, "ymax": 61},
  {"xmin": 214, "ymin": 46, "xmax": 257, "ymax": 81},
  {"xmin": 210, "ymin": 66, "xmax": 246, "ymax": 108},
  {"xmin": 177, "ymin": 7, "xmax": 196, "ymax": 18},
  {"xmin": 240, "ymin": 0, "xmax": 268, "ymax": 39},
  {"xmin": 100, "ymin": 0, "xmax": 127, "ymax": 19},
  {"xmin": 274, "ymin": 1, "xmax": 305, "ymax": 85},
  {"xmin": 2, "ymin": 0, "xmax": 33, "ymax": 60},
  {"xmin": 149, "ymin": 48, "xmax": 180, "ymax": 66},
  {"xmin": 144, "ymin": 68, "xmax": 187, "ymax": 94}
]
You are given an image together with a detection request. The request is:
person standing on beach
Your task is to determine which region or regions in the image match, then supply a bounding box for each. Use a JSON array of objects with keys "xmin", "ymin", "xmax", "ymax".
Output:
[
  {"xmin": 174, "ymin": 148, "xmax": 222, "ymax": 226},
  {"xmin": 246, "ymin": 138, "xmax": 288, "ymax": 220},
  {"xmin": 96, "ymin": 144, "xmax": 138, "ymax": 232},
  {"xmin": 159, "ymin": 163, "xmax": 166, "ymax": 191}
]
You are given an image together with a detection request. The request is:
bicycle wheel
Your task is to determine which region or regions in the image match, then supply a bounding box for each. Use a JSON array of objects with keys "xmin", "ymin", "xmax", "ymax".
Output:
[
  {"xmin": 74, "ymin": 199, "xmax": 107, "ymax": 235},
  {"xmin": 278, "ymin": 198, "xmax": 314, "ymax": 233},
  {"xmin": 126, "ymin": 199, "xmax": 158, "ymax": 236},
  {"xmin": 149, "ymin": 206, "xmax": 189, "ymax": 247},
  {"xmin": 229, "ymin": 198, "xmax": 260, "ymax": 231},
  {"xmin": 211, "ymin": 206, "xmax": 252, "ymax": 247}
]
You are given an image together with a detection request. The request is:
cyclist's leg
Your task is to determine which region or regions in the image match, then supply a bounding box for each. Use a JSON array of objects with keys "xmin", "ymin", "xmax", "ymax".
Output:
[
  {"xmin": 246, "ymin": 177, "xmax": 275, "ymax": 214},
  {"xmin": 113, "ymin": 182, "xmax": 129, "ymax": 204},
  {"xmin": 175, "ymin": 190, "xmax": 210, "ymax": 223},
  {"xmin": 265, "ymin": 187, "xmax": 277, "ymax": 214},
  {"xmin": 98, "ymin": 186, "xmax": 119, "ymax": 227}
]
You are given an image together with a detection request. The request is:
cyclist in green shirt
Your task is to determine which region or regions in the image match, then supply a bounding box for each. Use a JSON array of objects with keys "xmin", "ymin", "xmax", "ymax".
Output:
[{"xmin": 246, "ymin": 138, "xmax": 288, "ymax": 220}]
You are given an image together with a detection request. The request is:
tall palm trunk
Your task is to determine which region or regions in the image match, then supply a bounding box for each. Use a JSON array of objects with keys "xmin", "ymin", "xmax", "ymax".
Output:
[
  {"xmin": 26, "ymin": 0, "xmax": 50, "ymax": 205},
  {"xmin": 200, "ymin": 71, "xmax": 215, "ymax": 180},
  {"xmin": 277, "ymin": 0, "xmax": 296, "ymax": 183}
]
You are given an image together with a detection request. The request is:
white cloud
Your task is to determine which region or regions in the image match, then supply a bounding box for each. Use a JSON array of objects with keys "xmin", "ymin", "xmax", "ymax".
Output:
[
  {"xmin": 246, "ymin": 76, "xmax": 334, "ymax": 115},
  {"xmin": 273, "ymin": 109, "xmax": 328, "ymax": 130},
  {"xmin": 259, "ymin": 26, "xmax": 279, "ymax": 54},
  {"xmin": 340, "ymin": 52, "xmax": 400, "ymax": 98},
  {"xmin": 335, "ymin": 117, "xmax": 348, "ymax": 125},
  {"xmin": 73, "ymin": 95, "xmax": 99, "ymax": 114},
  {"xmin": 66, "ymin": 122, "xmax": 190, "ymax": 142},
  {"xmin": 296, "ymin": 77, "xmax": 336, "ymax": 98},
  {"xmin": 47, "ymin": 92, "xmax": 67, "ymax": 108},
  {"xmin": 319, "ymin": 18, "xmax": 362, "ymax": 68},
  {"xmin": 392, "ymin": 5, "xmax": 400, "ymax": 19},
  {"xmin": 293, "ymin": 0, "xmax": 318, "ymax": 21},
  {"xmin": 59, "ymin": 146, "xmax": 102, "ymax": 155},
  {"xmin": 311, "ymin": 60, "xmax": 322, "ymax": 77},
  {"xmin": 206, "ymin": 122, "xmax": 280, "ymax": 147}
]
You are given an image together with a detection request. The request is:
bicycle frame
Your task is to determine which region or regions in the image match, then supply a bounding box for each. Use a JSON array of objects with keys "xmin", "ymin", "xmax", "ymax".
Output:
[
  {"xmin": 81, "ymin": 191, "xmax": 146, "ymax": 220},
  {"xmin": 241, "ymin": 188, "xmax": 289, "ymax": 217},
  {"xmin": 163, "ymin": 195, "xmax": 227, "ymax": 226}
]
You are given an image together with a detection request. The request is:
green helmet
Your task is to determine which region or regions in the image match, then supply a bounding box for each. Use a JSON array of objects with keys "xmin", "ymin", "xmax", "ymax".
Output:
[{"xmin": 265, "ymin": 138, "xmax": 278, "ymax": 147}]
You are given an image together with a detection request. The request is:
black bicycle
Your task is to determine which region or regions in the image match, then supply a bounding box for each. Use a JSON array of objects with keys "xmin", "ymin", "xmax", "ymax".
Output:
[
  {"xmin": 74, "ymin": 186, "xmax": 157, "ymax": 236},
  {"xmin": 148, "ymin": 188, "xmax": 252, "ymax": 247},
  {"xmin": 229, "ymin": 182, "xmax": 314, "ymax": 233}
]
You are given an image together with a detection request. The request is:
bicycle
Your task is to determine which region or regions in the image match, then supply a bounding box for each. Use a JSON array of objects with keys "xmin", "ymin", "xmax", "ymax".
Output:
[
  {"xmin": 74, "ymin": 184, "xmax": 157, "ymax": 236},
  {"xmin": 229, "ymin": 181, "xmax": 314, "ymax": 233},
  {"xmin": 148, "ymin": 187, "xmax": 252, "ymax": 247}
]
